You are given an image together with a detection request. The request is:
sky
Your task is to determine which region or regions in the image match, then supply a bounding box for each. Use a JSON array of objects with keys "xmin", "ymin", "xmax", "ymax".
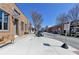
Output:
[{"xmin": 16, "ymin": 3, "xmax": 76, "ymax": 27}]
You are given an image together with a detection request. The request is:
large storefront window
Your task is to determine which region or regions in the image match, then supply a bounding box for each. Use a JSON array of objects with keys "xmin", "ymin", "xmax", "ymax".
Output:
[{"xmin": 0, "ymin": 10, "xmax": 9, "ymax": 31}]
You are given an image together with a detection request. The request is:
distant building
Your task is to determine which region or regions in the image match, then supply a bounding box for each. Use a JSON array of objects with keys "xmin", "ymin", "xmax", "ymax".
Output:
[
  {"xmin": 46, "ymin": 25, "xmax": 64, "ymax": 34},
  {"xmin": 70, "ymin": 20, "xmax": 79, "ymax": 36},
  {"xmin": 46, "ymin": 20, "xmax": 79, "ymax": 37}
]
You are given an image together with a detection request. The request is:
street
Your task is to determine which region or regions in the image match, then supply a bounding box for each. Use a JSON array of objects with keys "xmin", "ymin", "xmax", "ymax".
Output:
[
  {"xmin": 0, "ymin": 34, "xmax": 76, "ymax": 55},
  {"xmin": 43, "ymin": 32, "xmax": 79, "ymax": 50}
]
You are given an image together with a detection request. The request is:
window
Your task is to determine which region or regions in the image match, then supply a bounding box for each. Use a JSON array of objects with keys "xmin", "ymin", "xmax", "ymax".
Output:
[
  {"xmin": 0, "ymin": 9, "xmax": 9, "ymax": 31},
  {"xmin": 0, "ymin": 11, "xmax": 2, "ymax": 30},
  {"xmin": 76, "ymin": 28, "xmax": 79, "ymax": 32},
  {"xmin": 4, "ymin": 13, "xmax": 8, "ymax": 30}
]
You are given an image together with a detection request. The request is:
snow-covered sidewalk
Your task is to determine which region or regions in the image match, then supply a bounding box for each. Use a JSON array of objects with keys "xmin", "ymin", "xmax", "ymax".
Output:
[{"xmin": 0, "ymin": 34, "xmax": 77, "ymax": 55}]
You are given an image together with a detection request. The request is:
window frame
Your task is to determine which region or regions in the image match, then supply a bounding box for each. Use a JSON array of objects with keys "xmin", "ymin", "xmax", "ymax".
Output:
[{"xmin": 0, "ymin": 10, "xmax": 9, "ymax": 32}]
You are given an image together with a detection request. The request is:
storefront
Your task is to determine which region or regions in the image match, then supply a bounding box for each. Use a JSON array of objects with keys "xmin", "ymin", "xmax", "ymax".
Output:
[{"xmin": 0, "ymin": 3, "xmax": 29, "ymax": 45}]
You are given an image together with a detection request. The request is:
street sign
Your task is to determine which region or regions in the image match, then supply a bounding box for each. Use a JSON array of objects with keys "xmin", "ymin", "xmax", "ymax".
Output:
[{"xmin": 64, "ymin": 22, "xmax": 70, "ymax": 31}]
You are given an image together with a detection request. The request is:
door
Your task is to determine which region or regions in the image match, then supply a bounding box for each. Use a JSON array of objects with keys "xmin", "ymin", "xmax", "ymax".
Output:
[{"xmin": 14, "ymin": 19, "xmax": 19, "ymax": 35}]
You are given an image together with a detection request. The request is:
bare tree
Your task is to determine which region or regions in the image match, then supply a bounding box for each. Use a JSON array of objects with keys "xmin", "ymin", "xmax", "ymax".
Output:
[
  {"xmin": 67, "ymin": 5, "xmax": 79, "ymax": 21},
  {"xmin": 56, "ymin": 13, "xmax": 69, "ymax": 25},
  {"xmin": 31, "ymin": 11, "xmax": 43, "ymax": 34},
  {"xmin": 57, "ymin": 5, "xmax": 79, "ymax": 25},
  {"xmin": 56, "ymin": 13, "xmax": 69, "ymax": 36}
]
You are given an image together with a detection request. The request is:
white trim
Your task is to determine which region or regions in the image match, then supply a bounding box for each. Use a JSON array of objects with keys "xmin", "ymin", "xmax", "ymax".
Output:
[{"xmin": 2, "ymin": 12, "xmax": 4, "ymax": 30}]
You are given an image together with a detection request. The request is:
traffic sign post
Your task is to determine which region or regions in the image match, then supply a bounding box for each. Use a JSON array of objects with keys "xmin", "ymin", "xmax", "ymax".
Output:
[
  {"xmin": 61, "ymin": 31, "xmax": 69, "ymax": 49},
  {"xmin": 61, "ymin": 22, "xmax": 70, "ymax": 49}
]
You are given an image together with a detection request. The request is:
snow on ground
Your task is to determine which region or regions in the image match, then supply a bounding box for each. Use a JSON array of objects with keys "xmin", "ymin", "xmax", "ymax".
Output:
[{"xmin": 0, "ymin": 34, "xmax": 77, "ymax": 55}]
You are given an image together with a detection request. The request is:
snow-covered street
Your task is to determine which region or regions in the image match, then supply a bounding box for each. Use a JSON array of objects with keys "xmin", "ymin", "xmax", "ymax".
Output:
[{"xmin": 0, "ymin": 34, "xmax": 77, "ymax": 55}]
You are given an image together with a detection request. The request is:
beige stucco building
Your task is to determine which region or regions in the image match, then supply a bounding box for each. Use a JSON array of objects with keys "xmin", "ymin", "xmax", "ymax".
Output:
[{"xmin": 0, "ymin": 3, "xmax": 29, "ymax": 45}]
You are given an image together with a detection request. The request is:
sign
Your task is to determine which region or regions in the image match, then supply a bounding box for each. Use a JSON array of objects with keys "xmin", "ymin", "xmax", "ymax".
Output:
[{"xmin": 64, "ymin": 22, "xmax": 70, "ymax": 31}]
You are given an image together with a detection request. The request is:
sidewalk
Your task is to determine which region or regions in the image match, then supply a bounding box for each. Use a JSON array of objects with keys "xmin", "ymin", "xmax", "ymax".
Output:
[{"xmin": 0, "ymin": 34, "xmax": 77, "ymax": 55}]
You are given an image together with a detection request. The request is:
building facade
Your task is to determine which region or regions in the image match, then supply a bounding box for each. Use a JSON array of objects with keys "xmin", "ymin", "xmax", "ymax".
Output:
[
  {"xmin": 0, "ymin": 3, "xmax": 29, "ymax": 45},
  {"xmin": 46, "ymin": 25, "xmax": 64, "ymax": 34},
  {"xmin": 70, "ymin": 20, "xmax": 79, "ymax": 36},
  {"xmin": 46, "ymin": 20, "xmax": 79, "ymax": 36}
]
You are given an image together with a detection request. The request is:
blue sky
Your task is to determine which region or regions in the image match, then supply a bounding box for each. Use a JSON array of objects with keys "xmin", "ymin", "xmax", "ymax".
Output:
[{"xmin": 16, "ymin": 3, "xmax": 76, "ymax": 27}]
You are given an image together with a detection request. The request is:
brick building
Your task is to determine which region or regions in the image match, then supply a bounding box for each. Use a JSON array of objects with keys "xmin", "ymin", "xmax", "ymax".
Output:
[
  {"xmin": 0, "ymin": 3, "xmax": 29, "ymax": 45},
  {"xmin": 46, "ymin": 25, "xmax": 64, "ymax": 34}
]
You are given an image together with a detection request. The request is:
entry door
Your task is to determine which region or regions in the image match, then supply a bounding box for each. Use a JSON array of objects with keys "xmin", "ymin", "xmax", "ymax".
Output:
[{"xmin": 14, "ymin": 19, "xmax": 19, "ymax": 35}]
